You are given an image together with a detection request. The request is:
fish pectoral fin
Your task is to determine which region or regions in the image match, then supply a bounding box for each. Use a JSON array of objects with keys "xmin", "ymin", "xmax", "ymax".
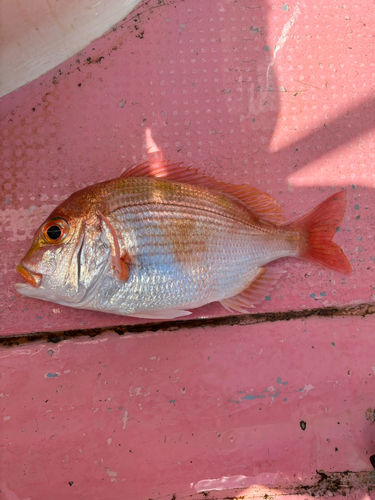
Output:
[
  {"xmin": 128, "ymin": 309, "xmax": 192, "ymax": 319},
  {"xmin": 220, "ymin": 266, "xmax": 286, "ymax": 314},
  {"xmin": 99, "ymin": 212, "xmax": 131, "ymax": 281},
  {"xmin": 115, "ymin": 258, "xmax": 130, "ymax": 281}
]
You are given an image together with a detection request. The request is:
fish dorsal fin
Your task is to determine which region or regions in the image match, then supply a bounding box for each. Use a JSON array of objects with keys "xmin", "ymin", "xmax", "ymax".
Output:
[
  {"xmin": 215, "ymin": 183, "xmax": 285, "ymax": 224},
  {"xmin": 220, "ymin": 266, "xmax": 286, "ymax": 314},
  {"xmin": 120, "ymin": 158, "xmax": 285, "ymax": 225}
]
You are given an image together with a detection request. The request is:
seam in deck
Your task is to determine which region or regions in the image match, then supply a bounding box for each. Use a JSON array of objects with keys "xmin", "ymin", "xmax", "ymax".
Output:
[{"xmin": 1, "ymin": 302, "xmax": 374, "ymax": 348}]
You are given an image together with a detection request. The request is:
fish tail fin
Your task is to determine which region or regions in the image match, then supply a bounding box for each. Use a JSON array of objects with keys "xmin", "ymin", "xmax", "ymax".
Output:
[{"xmin": 284, "ymin": 191, "xmax": 352, "ymax": 274}]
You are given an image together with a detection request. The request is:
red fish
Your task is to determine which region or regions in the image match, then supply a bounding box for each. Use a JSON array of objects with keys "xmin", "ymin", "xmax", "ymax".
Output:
[{"xmin": 16, "ymin": 131, "xmax": 352, "ymax": 319}]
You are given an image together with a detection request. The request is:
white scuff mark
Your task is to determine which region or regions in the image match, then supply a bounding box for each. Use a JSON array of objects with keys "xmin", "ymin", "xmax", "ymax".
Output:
[
  {"xmin": 0, "ymin": 345, "xmax": 46, "ymax": 359},
  {"xmin": 107, "ymin": 437, "xmax": 112, "ymax": 445},
  {"xmin": 327, "ymin": 380, "xmax": 339, "ymax": 388},
  {"xmin": 105, "ymin": 467, "xmax": 117, "ymax": 482},
  {"xmin": 266, "ymin": 2, "xmax": 304, "ymax": 85},
  {"xmin": 3, "ymin": 416, "xmax": 11, "ymax": 421},
  {"xmin": 0, "ymin": 483, "xmax": 31, "ymax": 500},
  {"xmin": 122, "ymin": 409, "xmax": 129, "ymax": 429},
  {"xmin": 371, "ymin": 366, "xmax": 375, "ymax": 373},
  {"xmin": 120, "ymin": 332, "xmax": 157, "ymax": 340},
  {"xmin": 195, "ymin": 473, "xmax": 285, "ymax": 492},
  {"xmin": 299, "ymin": 383, "xmax": 314, "ymax": 398},
  {"xmin": 63, "ymin": 337, "xmax": 108, "ymax": 346},
  {"xmin": 90, "ymin": 0, "xmax": 103, "ymax": 8}
]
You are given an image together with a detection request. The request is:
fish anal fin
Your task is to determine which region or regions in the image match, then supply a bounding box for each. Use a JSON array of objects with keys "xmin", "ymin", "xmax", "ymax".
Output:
[
  {"xmin": 119, "ymin": 130, "xmax": 284, "ymax": 225},
  {"xmin": 220, "ymin": 267, "xmax": 286, "ymax": 314},
  {"xmin": 129, "ymin": 309, "xmax": 192, "ymax": 319}
]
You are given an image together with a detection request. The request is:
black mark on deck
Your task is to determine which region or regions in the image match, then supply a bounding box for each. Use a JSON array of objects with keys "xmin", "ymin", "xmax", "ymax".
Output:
[
  {"xmin": 1, "ymin": 303, "xmax": 374, "ymax": 348},
  {"xmin": 294, "ymin": 470, "xmax": 375, "ymax": 497}
]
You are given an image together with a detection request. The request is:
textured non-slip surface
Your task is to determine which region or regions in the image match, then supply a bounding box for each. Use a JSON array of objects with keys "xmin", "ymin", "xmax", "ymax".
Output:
[
  {"xmin": 0, "ymin": 0, "xmax": 374, "ymax": 499},
  {"xmin": 1, "ymin": 0, "xmax": 374, "ymax": 335},
  {"xmin": 1, "ymin": 316, "xmax": 375, "ymax": 499}
]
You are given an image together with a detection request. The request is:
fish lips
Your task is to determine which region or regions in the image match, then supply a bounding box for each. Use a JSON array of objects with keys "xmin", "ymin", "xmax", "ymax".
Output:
[{"xmin": 16, "ymin": 264, "xmax": 42, "ymax": 288}]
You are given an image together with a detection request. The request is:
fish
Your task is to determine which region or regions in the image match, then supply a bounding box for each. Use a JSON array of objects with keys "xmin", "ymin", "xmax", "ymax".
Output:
[{"xmin": 16, "ymin": 131, "xmax": 352, "ymax": 320}]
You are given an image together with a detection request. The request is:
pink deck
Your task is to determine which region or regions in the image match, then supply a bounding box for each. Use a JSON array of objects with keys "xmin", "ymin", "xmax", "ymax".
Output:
[{"xmin": 0, "ymin": 0, "xmax": 374, "ymax": 498}]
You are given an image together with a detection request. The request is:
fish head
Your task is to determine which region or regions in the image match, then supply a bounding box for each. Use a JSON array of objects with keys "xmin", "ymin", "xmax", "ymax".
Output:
[{"xmin": 16, "ymin": 191, "xmax": 110, "ymax": 306}]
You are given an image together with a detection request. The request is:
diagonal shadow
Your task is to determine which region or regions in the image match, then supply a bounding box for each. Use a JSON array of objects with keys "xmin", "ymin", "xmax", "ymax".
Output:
[{"xmin": 270, "ymin": 94, "xmax": 375, "ymax": 181}]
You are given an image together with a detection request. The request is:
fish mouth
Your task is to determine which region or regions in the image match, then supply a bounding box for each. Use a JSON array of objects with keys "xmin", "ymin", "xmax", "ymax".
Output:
[{"xmin": 16, "ymin": 264, "xmax": 42, "ymax": 288}]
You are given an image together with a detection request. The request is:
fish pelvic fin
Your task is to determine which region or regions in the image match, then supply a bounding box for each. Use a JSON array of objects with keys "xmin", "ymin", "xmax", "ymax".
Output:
[
  {"xmin": 283, "ymin": 190, "xmax": 352, "ymax": 274},
  {"xmin": 129, "ymin": 309, "xmax": 192, "ymax": 319},
  {"xmin": 220, "ymin": 267, "xmax": 286, "ymax": 314}
]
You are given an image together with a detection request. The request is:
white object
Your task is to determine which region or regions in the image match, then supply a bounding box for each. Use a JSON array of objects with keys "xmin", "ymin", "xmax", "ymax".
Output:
[{"xmin": 0, "ymin": 0, "xmax": 141, "ymax": 97}]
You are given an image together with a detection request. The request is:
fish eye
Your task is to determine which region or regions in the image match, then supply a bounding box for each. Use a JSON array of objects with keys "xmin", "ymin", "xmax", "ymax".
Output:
[
  {"xmin": 47, "ymin": 225, "xmax": 62, "ymax": 240},
  {"xmin": 42, "ymin": 219, "xmax": 69, "ymax": 244}
]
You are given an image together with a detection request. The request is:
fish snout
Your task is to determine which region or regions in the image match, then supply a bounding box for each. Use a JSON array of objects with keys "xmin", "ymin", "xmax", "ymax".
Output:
[{"xmin": 16, "ymin": 264, "xmax": 42, "ymax": 288}]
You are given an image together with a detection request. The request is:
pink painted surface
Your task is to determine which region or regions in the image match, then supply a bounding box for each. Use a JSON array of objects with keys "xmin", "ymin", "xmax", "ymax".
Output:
[
  {"xmin": 1, "ymin": 0, "xmax": 375, "ymax": 498},
  {"xmin": 1, "ymin": 0, "xmax": 374, "ymax": 335},
  {"xmin": 1, "ymin": 317, "xmax": 375, "ymax": 499}
]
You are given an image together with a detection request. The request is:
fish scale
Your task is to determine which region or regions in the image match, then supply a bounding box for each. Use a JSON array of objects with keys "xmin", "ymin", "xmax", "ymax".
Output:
[{"xmin": 87, "ymin": 200, "xmax": 295, "ymax": 315}]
